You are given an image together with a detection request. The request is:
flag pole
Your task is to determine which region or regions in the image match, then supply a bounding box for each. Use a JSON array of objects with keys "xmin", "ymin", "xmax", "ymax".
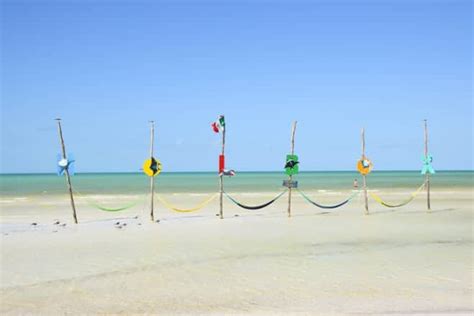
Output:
[
  {"xmin": 361, "ymin": 128, "xmax": 369, "ymax": 215},
  {"xmin": 219, "ymin": 117, "xmax": 226, "ymax": 219},
  {"xmin": 149, "ymin": 121, "xmax": 156, "ymax": 222},
  {"xmin": 424, "ymin": 119, "xmax": 431, "ymax": 212},
  {"xmin": 287, "ymin": 121, "xmax": 297, "ymax": 217},
  {"xmin": 55, "ymin": 118, "xmax": 78, "ymax": 224}
]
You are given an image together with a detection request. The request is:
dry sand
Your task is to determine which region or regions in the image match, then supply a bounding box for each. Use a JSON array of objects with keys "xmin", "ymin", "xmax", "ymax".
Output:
[{"xmin": 1, "ymin": 189, "xmax": 473, "ymax": 315}]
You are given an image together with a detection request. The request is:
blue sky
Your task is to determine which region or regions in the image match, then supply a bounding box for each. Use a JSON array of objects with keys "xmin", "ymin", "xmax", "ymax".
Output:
[{"xmin": 1, "ymin": 0, "xmax": 472, "ymax": 173}]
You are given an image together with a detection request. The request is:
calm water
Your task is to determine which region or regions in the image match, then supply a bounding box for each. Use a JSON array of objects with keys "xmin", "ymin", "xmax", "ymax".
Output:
[{"xmin": 0, "ymin": 171, "xmax": 472, "ymax": 196}]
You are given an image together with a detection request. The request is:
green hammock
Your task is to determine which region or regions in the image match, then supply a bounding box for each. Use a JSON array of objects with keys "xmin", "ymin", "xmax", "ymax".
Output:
[
  {"xmin": 74, "ymin": 189, "xmax": 145, "ymax": 212},
  {"xmin": 87, "ymin": 201, "xmax": 141, "ymax": 212}
]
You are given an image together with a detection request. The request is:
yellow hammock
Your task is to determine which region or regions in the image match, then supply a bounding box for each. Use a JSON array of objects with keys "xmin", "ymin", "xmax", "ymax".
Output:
[
  {"xmin": 369, "ymin": 182, "xmax": 426, "ymax": 208},
  {"xmin": 156, "ymin": 193, "xmax": 218, "ymax": 213}
]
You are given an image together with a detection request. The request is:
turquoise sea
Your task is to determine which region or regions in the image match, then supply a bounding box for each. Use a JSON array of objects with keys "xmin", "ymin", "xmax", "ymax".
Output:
[{"xmin": 0, "ymin": 171, "xmax": 472, "ymax": 196}]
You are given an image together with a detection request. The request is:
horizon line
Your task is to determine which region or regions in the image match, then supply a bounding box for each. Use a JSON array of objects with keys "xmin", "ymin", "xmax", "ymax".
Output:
[{"xmin": 0, "ymin": 169, "xmax": 472, "ymax": 176}]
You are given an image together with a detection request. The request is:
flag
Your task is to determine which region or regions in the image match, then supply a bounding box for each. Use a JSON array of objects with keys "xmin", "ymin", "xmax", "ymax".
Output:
[
  {"xmin": 211, "ymin": 115, "xmax": 225, "ymax": 133},
  {"xmin": 218, "ymin": 115, "xmax": 225, "ymax": 128},
  {"xmin": 211, "ymin": 121, "xmax": 220, "ymax": 133}
]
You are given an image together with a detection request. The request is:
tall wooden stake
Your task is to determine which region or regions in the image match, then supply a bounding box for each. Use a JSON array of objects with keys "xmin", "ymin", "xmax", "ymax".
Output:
[
  {"xmin": 149, "ymin": 121, "xmax": 156, "ymax": 222},
  {"xmin": 219, "ymin": 119, "xmax": 226, "ymax": 219},
  {"xmin": 361, "ymin": 128, "xmax": 369, "ymax": 215},
  {"xmin": 55, "ymin": 118, "xmax": 78, "ymax": 224},
  {"xmin": 424, "ymin": 119, "xmax": 431, "ymax": 211},
  {"xmin": 287, "ymin": 121, "xmax": 297, "ymax": 217}
]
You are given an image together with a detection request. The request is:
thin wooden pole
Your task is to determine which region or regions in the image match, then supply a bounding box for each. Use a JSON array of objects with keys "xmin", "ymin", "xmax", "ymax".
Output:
[
  {"xmin": 287, "ymin": 121, "xmax": 297, "ymax": 217},
  {"xmin": 149, "ymin": 121, "xmax": 156, "ymax": 222},
  {"xmin": 424, "ymin": 119, "xmax": 431, "ymax": 211},
  {"xmin": 219, "ymin": 120, "xmax": 225, "ymax": 219},
  {"xmin": 361, "ymin": 128, "xmax": 369, "ymax": 215},
  {"xmin": 55, "ymin": 118, "xmax": 78, "ymax": 224}
]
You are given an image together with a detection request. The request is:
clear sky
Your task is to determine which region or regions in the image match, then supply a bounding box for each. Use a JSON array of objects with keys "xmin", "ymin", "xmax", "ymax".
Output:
[{"xmin": 1, "ymin": 0, "xmax": 472, "ymax": 173}]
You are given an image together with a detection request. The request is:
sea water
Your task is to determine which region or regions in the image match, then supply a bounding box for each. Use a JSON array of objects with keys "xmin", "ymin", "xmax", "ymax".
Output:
[{"xmin": 0, "ymin": 171, "xmax": 472, "ymax": 196}]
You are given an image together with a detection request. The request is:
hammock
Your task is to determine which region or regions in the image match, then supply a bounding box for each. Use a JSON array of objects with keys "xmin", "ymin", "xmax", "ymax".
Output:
[
  {"xmin": 369, "ymin": 182, "xmax": 426, "ymax": 208},
  {"xmin": 157, "ymin": 193, "xmax": 218, "ymax": 213},
  {"xmin": 224, "ymin": 190, "xmax": 287, "ymax": 210},
  {"xmin": 74, "ymin": 189, "xmax": 145, "ymax": 212},
  {"xmin": 89, "ymin": 202, "xmax": 141, "ymax": 212},
  {"xmin": 297, "ymin": 190, "xmax": 359, "ymax": 209}
]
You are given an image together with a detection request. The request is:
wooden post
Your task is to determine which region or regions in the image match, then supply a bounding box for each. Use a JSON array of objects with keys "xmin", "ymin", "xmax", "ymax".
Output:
[
  {"xmin": 55, "ymin": 118, "xmax": 78, "ymax": 224},
  {"xmin": 219, "ymin": 119, "xmax": 226, "ymax": 219},
  {"xmin": 287, "ymin": 121, "xmax": 297, "ymax": 217},
  {"xmin": 149, "ymin": 121, "xmax": 156, "ymax": 222},
  {"xmin": 361, "ymin": 128, "xmax": 369, "ymax": 215},
  {"xmin": 424, "ymin": 119, "xmax": 431, "ymax": 211}
]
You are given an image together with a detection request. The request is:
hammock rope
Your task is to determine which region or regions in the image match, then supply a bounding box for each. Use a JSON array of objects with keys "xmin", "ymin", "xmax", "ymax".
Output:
[
  {"xmin": 156, "ymin": 193, "xmax": 218, "ymax": 213},
  {"xmin": 369, "ymin": 182, "xmax": 426, "ymax": 208},
  {"xmin": 297, "ymin": 189, "xmax": 360, "ymax": 209},
  {"xmin": 223, "ymin": 190, "xmax": 288, "ymax": 210},
  {"xmin": 74, "ymin": 189, "xmax": 146, "ymax": 212}
]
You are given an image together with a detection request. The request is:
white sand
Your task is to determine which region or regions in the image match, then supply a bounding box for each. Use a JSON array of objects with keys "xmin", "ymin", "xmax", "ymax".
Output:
[{"xmin": 1, "ymin": 189, "xmax": 473, "ymax": 315}]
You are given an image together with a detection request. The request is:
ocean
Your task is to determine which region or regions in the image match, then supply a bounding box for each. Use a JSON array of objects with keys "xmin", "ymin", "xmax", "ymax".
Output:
[{"xmin": 0, "ymin": 171, "xmax": 472, "ymax": 196}]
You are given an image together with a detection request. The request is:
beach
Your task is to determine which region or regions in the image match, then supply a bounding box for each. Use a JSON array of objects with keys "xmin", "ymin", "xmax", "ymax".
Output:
[
  {"xmin": 0, "ymin": 172, "xmax": 473, "ymax": 315},
  {"xmin": 2, "ymin": 0, "xmax": 472, "ymax": 313}
]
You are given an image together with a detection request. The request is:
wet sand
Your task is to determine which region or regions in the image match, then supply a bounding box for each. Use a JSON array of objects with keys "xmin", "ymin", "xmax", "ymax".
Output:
[{"xmin": 1, "ymin": 189, "xmax": 473, "ymax": 315}]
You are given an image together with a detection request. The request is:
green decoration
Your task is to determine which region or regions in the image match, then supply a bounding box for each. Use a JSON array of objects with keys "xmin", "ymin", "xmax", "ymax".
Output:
[
  {"xmin": 218, "ymin": 115, "xmax": 225, "ymax": 128},
  {"xmin": 285, "ymin": 154, "xmax": 299, "ymax": 176}
]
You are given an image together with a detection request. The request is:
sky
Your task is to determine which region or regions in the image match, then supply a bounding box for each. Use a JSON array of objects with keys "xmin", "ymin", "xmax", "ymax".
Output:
[{"xmin": 1, "ymin": 0, "xmax": 472, "ymax": 173}]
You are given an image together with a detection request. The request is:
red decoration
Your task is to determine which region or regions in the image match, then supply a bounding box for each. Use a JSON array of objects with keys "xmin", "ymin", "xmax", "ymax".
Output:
[
  {"xmin": 211, "ymin": 122, "xmax": 220, "ymax": 133},
  {"xmin": 219, "ymin": 155, "xmax": 225, "ymax": 173}
]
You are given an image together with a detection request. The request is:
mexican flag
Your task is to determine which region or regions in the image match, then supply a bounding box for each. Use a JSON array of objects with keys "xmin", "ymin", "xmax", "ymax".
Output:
[{"xmin": 211, "ymin": 115, "xmax": 225, "ymax": 133}]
